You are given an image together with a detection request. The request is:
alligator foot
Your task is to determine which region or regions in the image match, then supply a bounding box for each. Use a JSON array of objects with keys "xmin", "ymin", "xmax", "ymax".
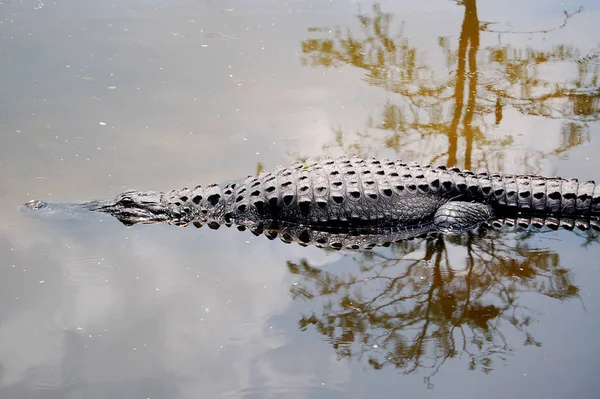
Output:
[{"xmin": 433, "ymin": 202, "xmax": 494, "ymax": 233}]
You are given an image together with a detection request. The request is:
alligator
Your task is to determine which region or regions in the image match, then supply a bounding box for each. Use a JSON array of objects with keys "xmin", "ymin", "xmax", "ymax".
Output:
[{"xmin": 21, "ymin": 156, "xmax": 600, "ymax": 250}]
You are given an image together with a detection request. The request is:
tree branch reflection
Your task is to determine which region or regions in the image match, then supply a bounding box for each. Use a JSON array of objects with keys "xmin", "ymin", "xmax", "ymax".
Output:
[
  {"xmin": 288, "ymin": 228, "xmax": 595, "ymax": 387},
  {"xmin": 300, "ymin": 2, "xmax": 599, "ymax": 171}
]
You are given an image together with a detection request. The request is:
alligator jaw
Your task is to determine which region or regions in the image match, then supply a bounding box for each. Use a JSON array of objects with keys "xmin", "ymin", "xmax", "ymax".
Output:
[
  {"xmin": 88, "ymin": 190, "xmax": 173, "ymax": 226},
  {"xmin": 21, "ymin": 191, "xmax": 173, "ymax": 226},
  {"xmin": 20, "ymin": 199, "xmax": 115, "ymax": 221}
]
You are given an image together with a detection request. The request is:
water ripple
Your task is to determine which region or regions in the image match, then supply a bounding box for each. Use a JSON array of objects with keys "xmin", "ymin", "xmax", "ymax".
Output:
[
  {"xmin": 64, "ymin": 257, "xmax": 121, "ymax": 286},
  {"xmin": 221, "ymin": 384, "xmax": 342, "ymax": 398}
]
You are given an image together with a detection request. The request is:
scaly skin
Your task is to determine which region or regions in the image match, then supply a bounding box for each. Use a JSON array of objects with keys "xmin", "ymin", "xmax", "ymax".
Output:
[{"xmin": 22, "ymin": 156, "xmax": 600, "ymax": 248}]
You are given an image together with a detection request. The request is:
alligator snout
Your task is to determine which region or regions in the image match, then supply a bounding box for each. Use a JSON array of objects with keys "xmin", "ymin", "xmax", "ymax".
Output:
[{"xmin": 23, "ymin": 199, "xmax": 48, "ymax": 209}]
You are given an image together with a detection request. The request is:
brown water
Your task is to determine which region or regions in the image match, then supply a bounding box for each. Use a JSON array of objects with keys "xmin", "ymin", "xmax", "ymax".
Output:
[{"xmin": 1, "ymin": 0, "xmax": 600, "ymax": 398}]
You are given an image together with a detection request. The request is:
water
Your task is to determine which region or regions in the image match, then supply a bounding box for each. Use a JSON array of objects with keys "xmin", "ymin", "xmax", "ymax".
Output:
[{"xmin": 1, "ymin": 0, "xmax": 600, "ymax": 398}]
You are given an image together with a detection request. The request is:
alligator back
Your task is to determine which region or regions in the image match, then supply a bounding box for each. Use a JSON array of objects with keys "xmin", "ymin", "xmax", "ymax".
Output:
[{"xmin": 163, "ymin": 156, "xmax": 600, "ymax": 230}]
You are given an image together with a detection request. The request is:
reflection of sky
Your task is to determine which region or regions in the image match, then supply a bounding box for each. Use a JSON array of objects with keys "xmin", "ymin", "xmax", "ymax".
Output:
[
  {"xmin": 2, "ymin": 0, "xmax": 599, "ymax": 193},
  {"xmin": 0, "ymin": 216, "xmax": 348, "ymax": 397},
  {"xmin": 1, "ymin": 0, "xmax": 600, "ymax": 397}
]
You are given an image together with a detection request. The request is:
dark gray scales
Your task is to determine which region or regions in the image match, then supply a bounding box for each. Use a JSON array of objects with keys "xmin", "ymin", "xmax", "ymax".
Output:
[
  {"xmin": 22, "ymin": 156, "xmax": 600, "ymax": 248},
  {"xmin": 168, "ymin": 157, "xmax": 472, "ymax": 232},
  {"xmin": 168, "ymin": 156, "xmax": 600, "ymax": 230}
]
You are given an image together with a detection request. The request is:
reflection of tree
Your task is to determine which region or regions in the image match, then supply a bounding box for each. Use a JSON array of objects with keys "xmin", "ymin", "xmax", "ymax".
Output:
[
  {"xmin": 293, "ymin": 4, "xmax": 600, "ymax": 387},
  {"xmin": 300, "ymin": 2, "xmax": 598, "ymax": 171},
  {"xmin": 288, "ymin": 229, "xmax": 588, "ymax": 388}
]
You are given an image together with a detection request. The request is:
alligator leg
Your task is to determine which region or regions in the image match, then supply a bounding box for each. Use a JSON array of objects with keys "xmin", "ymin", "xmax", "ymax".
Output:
[{"xmin": 432, "ymin": 202, "xmax": 494, "ymax": 232}]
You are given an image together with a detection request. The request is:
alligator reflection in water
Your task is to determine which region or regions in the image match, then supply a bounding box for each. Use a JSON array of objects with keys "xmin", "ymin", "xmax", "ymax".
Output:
[
  {"xmin": 288, "ymin": 227, "xmax": 596, "ymax": 387},
  {"xmin": 300, "ymin": 1, "xmax": 599, "ymax": 170}
]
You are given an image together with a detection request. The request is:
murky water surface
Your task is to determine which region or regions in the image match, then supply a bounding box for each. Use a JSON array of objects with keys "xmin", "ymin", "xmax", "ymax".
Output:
[{"xmin": 1, "ymin": 0, "xmax": 600, "ymax": 398}]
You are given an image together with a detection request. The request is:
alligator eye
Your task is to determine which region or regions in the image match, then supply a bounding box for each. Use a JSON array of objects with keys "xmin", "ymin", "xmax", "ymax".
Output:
[{"xmin": 119, "ymin": 196, "xmax": 135, "ymax": 205}]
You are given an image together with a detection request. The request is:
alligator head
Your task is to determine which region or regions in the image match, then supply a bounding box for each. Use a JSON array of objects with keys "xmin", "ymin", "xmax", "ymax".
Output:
[
  {"xmin": 22, "ymin": 190, "xmax": 173, "ymax": 226},
  {"xmin": 89, "ymin": 190, "xmax": 173, "ymax": 226}
]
